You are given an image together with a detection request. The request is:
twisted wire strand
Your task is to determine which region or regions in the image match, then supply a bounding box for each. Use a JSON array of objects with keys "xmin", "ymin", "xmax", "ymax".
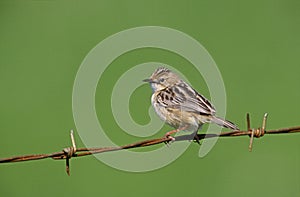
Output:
[{"xmin": 1, "ymin": 113, "xmax": 300, "ymax": 175}]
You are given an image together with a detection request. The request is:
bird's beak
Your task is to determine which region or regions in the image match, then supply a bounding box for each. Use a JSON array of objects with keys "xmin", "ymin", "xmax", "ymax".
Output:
[{"xmin": 143, "ymin": 78, "xmax": 154, "ymax": 83}]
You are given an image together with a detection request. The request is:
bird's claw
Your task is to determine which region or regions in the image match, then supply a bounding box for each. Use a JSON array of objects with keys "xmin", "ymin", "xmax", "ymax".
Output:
[
  {"xmin": 188, "ymin": 133, "xmax": 201, "ymax": 145},
  {"xmin": 164, "ymin": 134, "xmax": 176, "ymax": 146},
  {"xmin": 193, "ymin": 135, "xmax": 201, "ymax": 145}
]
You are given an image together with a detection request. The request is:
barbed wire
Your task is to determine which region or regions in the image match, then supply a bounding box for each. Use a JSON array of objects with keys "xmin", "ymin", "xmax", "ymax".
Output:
[{"xmin": 1, "ymin": 113, "xmax": 300, "ymax": 175}]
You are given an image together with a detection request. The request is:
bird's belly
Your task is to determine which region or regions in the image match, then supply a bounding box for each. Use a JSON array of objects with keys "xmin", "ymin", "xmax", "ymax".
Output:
[{"xmin": 153, "ymin": 103, "xmax": 199, "ymax": 131}]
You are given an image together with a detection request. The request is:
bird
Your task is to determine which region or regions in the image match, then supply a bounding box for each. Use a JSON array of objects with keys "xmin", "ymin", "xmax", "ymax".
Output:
[{"xmin": 143, "ymin": 67, "xmax": 239, "ymax": 142}]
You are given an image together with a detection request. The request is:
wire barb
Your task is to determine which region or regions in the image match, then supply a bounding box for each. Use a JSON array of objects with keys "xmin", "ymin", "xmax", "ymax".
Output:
[
  {"xmin": 248, "ymin": 113, "xmax": 268, "ymax": 152},
  {"xmin": 62, "ymin": 130, "xmax": 77, "ymax": 176},
  {"xmin": 0, "ymin": 113, "xmax": 300, "ymax": 175},
  {"xmin": 246, "ymin": 113, "xmax": 251, "ymax": 132}
]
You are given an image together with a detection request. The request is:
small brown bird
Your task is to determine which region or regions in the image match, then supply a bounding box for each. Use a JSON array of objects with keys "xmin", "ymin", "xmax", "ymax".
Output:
[{"xmin": 143, "ymin": 67, "xmax": 239, "ymax": 141}]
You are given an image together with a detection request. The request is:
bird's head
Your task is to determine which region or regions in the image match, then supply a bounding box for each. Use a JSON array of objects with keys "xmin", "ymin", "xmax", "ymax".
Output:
[{"xmin": 143, "ymin": 67, "xmax": 180, "ymax": 92}]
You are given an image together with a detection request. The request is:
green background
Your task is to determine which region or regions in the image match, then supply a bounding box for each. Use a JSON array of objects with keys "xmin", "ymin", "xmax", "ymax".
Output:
[{"xmin": 1, "ymin": 0, "xmax": 300, "ymax": 196}]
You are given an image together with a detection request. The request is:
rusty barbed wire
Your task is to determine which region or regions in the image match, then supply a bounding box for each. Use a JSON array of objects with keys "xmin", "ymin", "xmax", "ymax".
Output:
[{"xmin": 1, "ymin": 113, "xmax": 300, "ymax": 175}]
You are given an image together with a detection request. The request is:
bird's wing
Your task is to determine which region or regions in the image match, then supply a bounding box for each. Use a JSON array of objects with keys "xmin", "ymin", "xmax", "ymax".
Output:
[{"xmin": 157, "ymin": 83, "xmax": 216, "ymax": 115}]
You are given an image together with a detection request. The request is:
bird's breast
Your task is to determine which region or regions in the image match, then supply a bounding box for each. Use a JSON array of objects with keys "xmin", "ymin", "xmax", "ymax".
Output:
[{"xmin": 151, "ymin": 93, "xmax": 200, "ymax": 131}]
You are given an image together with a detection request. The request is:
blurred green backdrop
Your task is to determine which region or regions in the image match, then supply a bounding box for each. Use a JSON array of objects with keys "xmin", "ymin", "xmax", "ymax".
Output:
[{"xmin": 1, "ymin": 0, "xmax": 300, "ymax": 196}]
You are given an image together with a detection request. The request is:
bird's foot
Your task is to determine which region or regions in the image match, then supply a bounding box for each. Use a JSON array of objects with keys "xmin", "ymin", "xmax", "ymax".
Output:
[
  {"xmin": 188, "ymin": 133, "xmax": 201, "ymax": 145},
  {"xmin": 193, "ymin": 134, "xmax": 201, "ymax": 145},
  {"xmin": 164, "ymin": 134, "xmax": 176, "ymax": 146}
]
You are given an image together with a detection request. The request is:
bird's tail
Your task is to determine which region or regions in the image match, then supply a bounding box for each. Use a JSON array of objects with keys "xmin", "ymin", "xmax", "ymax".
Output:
[{"xmin": 211, "ymin": 116, "xmax": 239, "ymax": 130}]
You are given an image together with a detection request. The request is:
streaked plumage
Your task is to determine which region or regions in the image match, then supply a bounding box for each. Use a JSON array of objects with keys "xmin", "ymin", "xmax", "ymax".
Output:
[{"xmin": 143, "ymin": 67, "xmax": 239, "ymax": 139}]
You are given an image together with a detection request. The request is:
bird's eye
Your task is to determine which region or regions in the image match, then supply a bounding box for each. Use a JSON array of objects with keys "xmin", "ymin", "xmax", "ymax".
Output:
[{"xmin": 159, "ymin": 78, "xmax": 165, "ymax": 83}]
